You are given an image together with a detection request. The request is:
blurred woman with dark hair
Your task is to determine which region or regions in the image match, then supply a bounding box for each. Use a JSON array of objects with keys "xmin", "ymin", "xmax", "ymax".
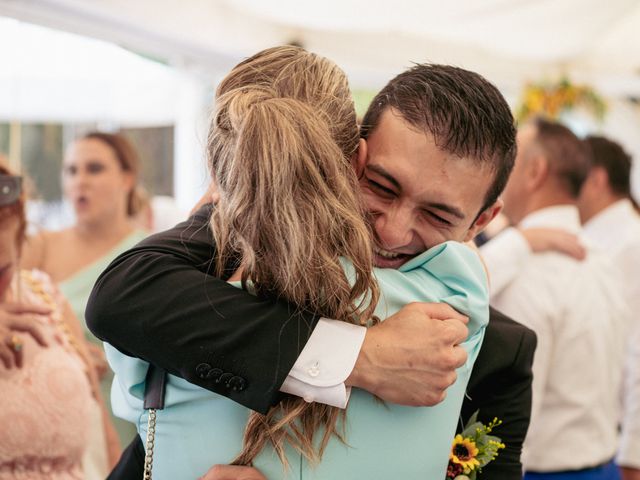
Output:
[{"xmin": 21, "ymin": 132, "xmax": 148, "ymax": 475}]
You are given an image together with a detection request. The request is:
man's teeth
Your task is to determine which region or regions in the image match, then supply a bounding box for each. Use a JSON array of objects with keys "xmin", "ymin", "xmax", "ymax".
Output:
[{"xmin": 374, "ymin": 247, "xmax": 401, "ymax": 259}]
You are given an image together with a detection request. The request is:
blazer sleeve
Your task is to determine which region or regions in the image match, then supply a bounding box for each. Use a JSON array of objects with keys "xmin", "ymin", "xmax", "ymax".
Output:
[
  {"xmin": 461, "ymin": 308, "xmax": 537, "ymax": 480},
  {"xmin": 86, "ymin": 204, "xmax": 320, "ymax": 414}
]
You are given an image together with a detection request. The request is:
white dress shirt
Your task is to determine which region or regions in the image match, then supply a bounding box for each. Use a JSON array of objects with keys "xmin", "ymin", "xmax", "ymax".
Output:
[
  {"xmin": 582, "ymin": 199, "xmax": 640, "ymax": 469},
  {"xmin": 482, "ymin": 205, "xmax": 628, "ymax": 472}
]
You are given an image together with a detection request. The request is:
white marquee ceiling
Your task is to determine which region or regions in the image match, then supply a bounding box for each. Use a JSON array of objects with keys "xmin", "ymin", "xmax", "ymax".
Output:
[{"xmin": 1, "ymin": 0, "xmax": 640, "ymax": 95}]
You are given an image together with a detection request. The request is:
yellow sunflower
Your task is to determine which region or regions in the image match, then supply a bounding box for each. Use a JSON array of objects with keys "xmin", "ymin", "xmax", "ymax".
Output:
[{"xmin": 450, "ymin": 435, "xmax": 480, "ymax": 471}]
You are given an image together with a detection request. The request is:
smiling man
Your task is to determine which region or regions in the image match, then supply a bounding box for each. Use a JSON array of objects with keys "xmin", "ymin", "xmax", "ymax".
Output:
[
  {"xmin": 360, "ymin": 112, "xmax": 499, "ymax": 261},
  {"xmin": 88, "ymin": 63, "xmax": 535, "ymax": 480}
]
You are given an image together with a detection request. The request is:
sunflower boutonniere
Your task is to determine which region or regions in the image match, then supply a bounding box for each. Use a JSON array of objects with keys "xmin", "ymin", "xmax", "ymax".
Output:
[{"xmin": 446, "ymin": 411, "xmax": 505, "ymax": 480}]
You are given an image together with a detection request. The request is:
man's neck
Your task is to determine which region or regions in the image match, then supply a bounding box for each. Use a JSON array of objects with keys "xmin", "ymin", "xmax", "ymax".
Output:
[
  {"xmin": 580, "ymin": 191, "xmax": 625, "ymax": 224},
  {"xmin": 521, "ymin": 191, "xmax": 576, "ymax": 221}
]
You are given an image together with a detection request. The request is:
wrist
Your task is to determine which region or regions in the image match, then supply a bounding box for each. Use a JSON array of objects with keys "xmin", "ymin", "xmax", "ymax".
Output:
[{"xmin": 345, "ymin": 329, "xmax": 375, "ymax": 390}]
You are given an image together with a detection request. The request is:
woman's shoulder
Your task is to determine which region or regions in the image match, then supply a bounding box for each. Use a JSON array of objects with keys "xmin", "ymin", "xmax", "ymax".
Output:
[
  {"xmin": 18, "ymin": 269, "xmax": 62, "ymax": 308},
  {"xmin": 402, "ymin": 241, "xmax": 487, "ymax": 284},
  {"xmin": 22, "ymin": 229, "xmax": 72, "ymax": 270}
]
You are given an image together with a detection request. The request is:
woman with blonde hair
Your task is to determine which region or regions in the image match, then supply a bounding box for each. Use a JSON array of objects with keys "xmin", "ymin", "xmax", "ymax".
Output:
[{"xmin": 106, "ymin": 46, "xmax": 489, "ymax": 479}]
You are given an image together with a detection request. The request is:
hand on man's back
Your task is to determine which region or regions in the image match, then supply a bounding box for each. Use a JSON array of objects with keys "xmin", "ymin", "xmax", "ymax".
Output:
[{"xmin": 346, "ymin": 302, "xmax": 469, "ymax": 406}]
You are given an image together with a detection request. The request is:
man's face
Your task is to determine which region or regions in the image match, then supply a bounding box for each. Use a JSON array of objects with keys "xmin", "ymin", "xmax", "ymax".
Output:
[{"xmin": 358, "ymin": 108, "xmax": 499, "ymax": 268}]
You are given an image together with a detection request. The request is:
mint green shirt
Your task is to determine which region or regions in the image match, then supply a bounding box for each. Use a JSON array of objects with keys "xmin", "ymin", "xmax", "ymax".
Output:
[{"xmin": 106, "ymin": 241, "xmax": 489, "ymax": 479}]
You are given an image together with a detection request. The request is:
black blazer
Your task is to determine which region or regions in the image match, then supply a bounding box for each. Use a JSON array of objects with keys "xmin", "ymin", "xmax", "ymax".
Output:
[
  {"xmin": 88, "ymin": 205, "xmax": 535, "ymax": 479},
  {"xmin": 87, "ymin": 204, "xmax": 319, "ymax": 414},
  {"xmin": 461, "ymin": 308, "xmax": 537, "ymax": 480}
]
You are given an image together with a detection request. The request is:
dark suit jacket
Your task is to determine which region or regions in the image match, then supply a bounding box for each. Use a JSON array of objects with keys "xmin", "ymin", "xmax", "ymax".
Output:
[
  {"xmin": 461, "ymin": 308, "xmax": 537, "ymax": 480},
  {"xmin": 87, "ymin": 204, "xmax": 319, "ymax": 414},
  {"xmin": 88, "ymin": 205, "xmax": 535, "ymax": 480}
]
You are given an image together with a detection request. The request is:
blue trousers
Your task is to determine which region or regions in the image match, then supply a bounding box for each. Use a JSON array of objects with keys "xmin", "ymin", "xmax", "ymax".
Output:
[{"xmin": 525, "ymin": 461, "xmax": 621, "ymax": 480}]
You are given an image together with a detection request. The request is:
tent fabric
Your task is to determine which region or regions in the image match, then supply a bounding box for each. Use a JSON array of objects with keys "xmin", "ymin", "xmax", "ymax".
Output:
[
  {"xmin": 2, "ymin": 0, "xmax": 640, "ymax": 95},
  {"xmin": 0, "ymin": 16, "xmax": 182, "ymax": 124},
  {"xmin": 1, "ymin": 0, "xmax": 639, "ymax": 200}
]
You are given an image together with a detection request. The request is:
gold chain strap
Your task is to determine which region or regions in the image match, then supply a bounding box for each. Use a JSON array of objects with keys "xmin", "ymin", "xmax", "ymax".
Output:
[
  {"xmin": 143, "ymin": 408, "xmax": 157, "ymax": 480},
  {"xmin": 20, "ymin": 271, "xmax": 96, "ymax": 395}
]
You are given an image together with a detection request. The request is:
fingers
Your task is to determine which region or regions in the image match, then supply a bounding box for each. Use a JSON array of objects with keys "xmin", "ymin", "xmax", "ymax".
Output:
[
  {"xmin": 9, "ymin": 318, "xmax": 48, "ymax": 347},
  {"xmin": 561, "ymin": 238, "xmax": 587, "ymax": 261},
  {"xmin": 0, "ymin": 334, "xmax": 23, "ymax": 369},
  {"xmin": 4, "ymin": 302, "xmax": 52, "ymax": 316},
  {"xmin": 522, "ymin": 228, "xmax": 586, "ymax": 260},
  {"xmin": 410, "ymin": 302, "xmax": 469, "ymax": 324},
  {"xmin": 0, "ymin": 343, "xmax": 15, "ymax": 369},
  {"xmin": 449, "ymin": 344, "xmax": 468, "ymax": 370},
  {"xmin": 440, "ymin": 318, "xmax": 469, "ymax": 345}
]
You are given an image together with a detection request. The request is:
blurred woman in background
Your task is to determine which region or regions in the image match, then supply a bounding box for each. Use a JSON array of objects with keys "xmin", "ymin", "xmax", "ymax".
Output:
[
  {"xmin": 21, "ymin": 132, "xmax": 148, "ymax": 471},
  {"xmin": 0, "ymin": 163, "xmax": 114, "ymax": 479}
]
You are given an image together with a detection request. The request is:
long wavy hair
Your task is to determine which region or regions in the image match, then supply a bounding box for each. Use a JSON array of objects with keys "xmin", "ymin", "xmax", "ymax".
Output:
[{"xmin": 208, "ymin": 46, "xmax": 380, "ymax": 467}]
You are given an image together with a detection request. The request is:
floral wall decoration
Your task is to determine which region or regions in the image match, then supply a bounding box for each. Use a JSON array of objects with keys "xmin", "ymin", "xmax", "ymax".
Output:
[{"xmin": 516, "ymin": 77, "xmax": 607, "ymax": 123}]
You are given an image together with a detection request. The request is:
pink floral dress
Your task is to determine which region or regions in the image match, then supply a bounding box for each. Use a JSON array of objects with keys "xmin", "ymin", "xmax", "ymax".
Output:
[{"xmin": 0, "ymin": 270, "xmax": 94, "ymax": 479}]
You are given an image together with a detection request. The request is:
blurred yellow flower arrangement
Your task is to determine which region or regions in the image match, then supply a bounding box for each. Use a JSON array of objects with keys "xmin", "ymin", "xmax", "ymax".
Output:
[{"xmin": 516, "ymin": 77, "xmax": 607, "ymax": 123}]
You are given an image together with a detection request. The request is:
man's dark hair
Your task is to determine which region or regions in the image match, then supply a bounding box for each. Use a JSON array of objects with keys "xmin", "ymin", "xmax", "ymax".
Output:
[
  {"xmin": 584, "ymin": 135, "xmax": 632, "ymax": 197},
  {"xmin": 360, "ymin": 64, "xmax": 517, "ymax": 214},
  {"xmin": 530, "ymin": 117, "xmax": 590, "ymax": 198}
]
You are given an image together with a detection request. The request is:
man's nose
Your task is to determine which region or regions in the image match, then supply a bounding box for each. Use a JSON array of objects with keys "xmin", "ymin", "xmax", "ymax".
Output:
[{"xmin": 374, "ymin": 207, "xmax": 414, "ymax": 250}]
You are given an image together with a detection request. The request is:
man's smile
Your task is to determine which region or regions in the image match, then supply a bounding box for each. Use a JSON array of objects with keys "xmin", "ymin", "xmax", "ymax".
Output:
[{"xmin": 373, "ymin": 246, "xmax": 415, "ymax": 268}]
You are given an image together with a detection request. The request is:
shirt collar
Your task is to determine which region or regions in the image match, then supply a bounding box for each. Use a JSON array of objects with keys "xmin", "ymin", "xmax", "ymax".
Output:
[
  {"xmin": 519, "ymin": 205, "xmax": 582, "ymax": 233},
  {"xmin": 583, "ymin": 199, "xmax": 636, "ymax": 238}
]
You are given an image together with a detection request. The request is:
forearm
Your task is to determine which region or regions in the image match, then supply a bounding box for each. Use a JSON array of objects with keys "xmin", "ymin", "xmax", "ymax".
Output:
[{"xmin": 86, "ymin": 208, "xmax": 320, "ymax": 413}]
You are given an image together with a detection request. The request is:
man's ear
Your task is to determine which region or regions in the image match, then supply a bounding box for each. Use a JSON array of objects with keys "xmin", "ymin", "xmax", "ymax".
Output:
[
  {"xmin": 591, "ymin": 166, "xmax": 609, "ymax": 190},
  {"xmin": 527, "ymin": 155, "xmax": 549, "ymax": 191},
  {"xmin": 464, "ymin": 198, "xmax": 504, "ymax": 242},
  {"xmin": 351, "ymin": 138, "xmax": 367, "ymax": 177}
]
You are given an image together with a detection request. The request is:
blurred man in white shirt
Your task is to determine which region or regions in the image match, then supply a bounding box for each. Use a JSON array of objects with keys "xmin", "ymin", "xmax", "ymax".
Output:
[
  {"xmin": 482, "ymin": 118, "xmax": 628, "ymax": 480},
  {"xmin": 578, "ymin": 135, "xmax": 640, "ymax": 480}
]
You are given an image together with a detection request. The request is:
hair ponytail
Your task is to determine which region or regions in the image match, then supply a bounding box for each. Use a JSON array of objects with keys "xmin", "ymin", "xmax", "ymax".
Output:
[{"xmin": 208, "ymin": 47, "xmax": 379, "ymax": 468}]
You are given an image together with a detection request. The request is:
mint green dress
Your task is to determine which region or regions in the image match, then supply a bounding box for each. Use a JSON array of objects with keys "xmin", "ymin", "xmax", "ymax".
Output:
[
  {"xmin": 106, "ymin": 241, "xmax": 489, "ymax": 479},
  {"xmin": 60, "ymin": 229, "xmax": 148, "ymax": 446}
]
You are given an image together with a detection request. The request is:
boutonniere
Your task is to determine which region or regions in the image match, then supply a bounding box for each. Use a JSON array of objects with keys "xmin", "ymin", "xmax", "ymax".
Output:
[{"xmin": 446, "ymin": 411, "xmax": 505, "ymax": 480}]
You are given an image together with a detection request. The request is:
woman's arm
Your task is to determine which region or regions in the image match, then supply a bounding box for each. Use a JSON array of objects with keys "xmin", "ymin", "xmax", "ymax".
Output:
[{"xmin": 480, "ymin": 227, "xmax": 585, "ymax": 296}]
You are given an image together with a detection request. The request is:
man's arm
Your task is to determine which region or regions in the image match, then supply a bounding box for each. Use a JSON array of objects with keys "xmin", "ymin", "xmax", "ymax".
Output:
[
  {"xmin": 87, "ymin": 205, "xmax": 468, "ymax": 414},
  {"xmin": 480, "ymin": 227, "xmax": 584, "ymax": 296},
  {"xmin": 87, "ymin": 205, "xmax": 317, "ymax": 414}
]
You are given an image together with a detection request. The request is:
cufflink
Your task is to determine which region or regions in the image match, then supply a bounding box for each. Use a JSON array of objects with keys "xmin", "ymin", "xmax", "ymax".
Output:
[{"xmin": 307, "ymin": 362, "xmax": 320, "ymax": 378}]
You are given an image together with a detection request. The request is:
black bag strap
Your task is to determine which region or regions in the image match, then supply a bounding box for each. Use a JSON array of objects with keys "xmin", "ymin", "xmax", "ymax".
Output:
[{"xmin": 143, "ymin": 364, "xmax": 167, "ymax": 410}]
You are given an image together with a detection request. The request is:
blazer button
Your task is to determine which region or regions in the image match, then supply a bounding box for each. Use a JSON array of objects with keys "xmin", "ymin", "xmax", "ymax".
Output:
[
  {"xmin": 217, "ymin": 372, "xmax": 234, "ymax": 385},
  {"xmin": 228, "ymin": 376, "xmax": 247, "ymax": 392},
  {"xmin": 195, "ymin": 363, "xmax": 212, "ymax": 379},
  {"xmin": 206, "ymin": 368, "xmax": 223, "ymax": 381}
]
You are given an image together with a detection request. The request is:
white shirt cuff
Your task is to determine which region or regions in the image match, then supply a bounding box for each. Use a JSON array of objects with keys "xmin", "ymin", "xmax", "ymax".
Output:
[{"xmin": 280, "ymin": 318, "xmax": 366, "ymax": 409}]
